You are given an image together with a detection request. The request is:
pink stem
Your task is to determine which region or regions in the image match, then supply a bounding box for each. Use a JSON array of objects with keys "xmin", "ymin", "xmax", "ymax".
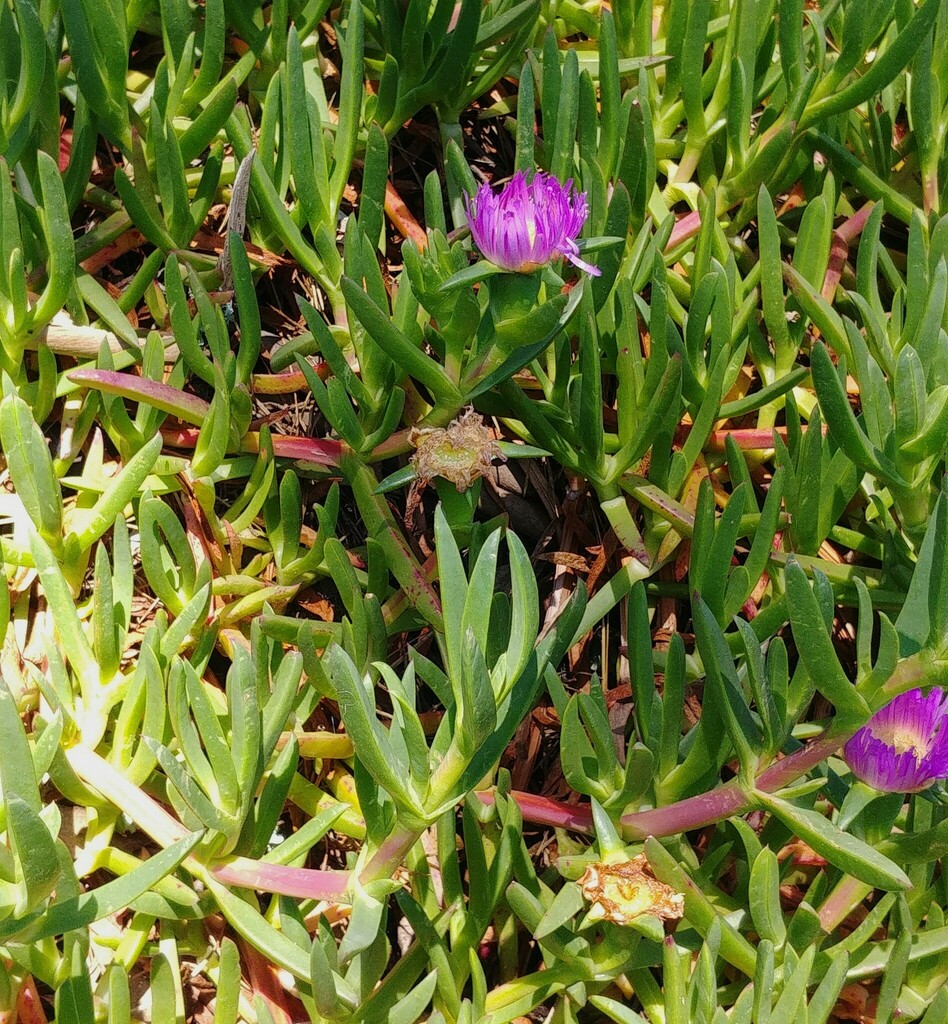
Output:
[
  {"xmin": 620, "ymin": 732, "xmax": 844, "ymax": 838},
  {"xmin": 675, "ymin": 425, "xmax": 826, "ymax": 452},
  {"xmin": 816, "ymin": 875, "xmax": 872, "ymax": 933},
  {"xmin": 477, "ymin": 789, "xmax": 595, "ymax": 832},
  {"xmin": 835, "ymin": 201, "xmax": 875, "ymax": 244},
  {"xmin": 665, "ymin": 210, "xmax": 702, "ymax": 252},
  {"xmin": 476, "ymin": 732, "xmax": 846, "ymax": 839},
  {"xmin": 69, "ymin": 369, "xmax": 210, "ymax": 425},
  {"xmin": 213, "ymin": 858, "xmax": 349, "ymax": 900}
]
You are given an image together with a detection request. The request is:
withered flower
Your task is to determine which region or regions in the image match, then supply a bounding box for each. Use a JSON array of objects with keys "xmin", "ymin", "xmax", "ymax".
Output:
[
  {"xmin": 409, "ymin": 410, "xmax": 504, "ymax": 492},
  {"xmin": 578, "ymin": 854, "xmax": 684, "ymax": 926}
]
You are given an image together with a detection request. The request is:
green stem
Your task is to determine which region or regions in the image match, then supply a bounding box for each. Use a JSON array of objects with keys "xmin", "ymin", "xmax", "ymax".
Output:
[
  {"xmin": 880, "ymin": 649, "xmax": 948, "ymax": 699},
  {"xmin": 568, "ymin": 557, "xmax": 654, "ymax": 647},
  {"xmin": 483, "ymin": 961, "xmax": 575, "ymax": 1023},
  {"xmin": 598, "ymin": 487, "xmax": 650, "ymax": 563},
  {"xmin": 341, "ymin": 452, "xmax": 443, "ymax": 628},
  {"xmin": 435, "ymin": 476, "xmax": 480, "ymax": 546},
  {"xmin": 890, "ymin": 482, "xmax": 936, "ymax": 548},
  {"xmin": 358, "ymin": 826, "xmax": 425, "ymax": 884}
]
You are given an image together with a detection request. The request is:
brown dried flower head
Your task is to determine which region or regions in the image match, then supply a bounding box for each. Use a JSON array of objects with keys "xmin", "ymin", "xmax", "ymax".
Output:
[
  {"xmin": 409, "ymin": 410, "xmax": 505, "ymax": 492},
  {"xmin": 578, "ymin": 854, "xmax": 685, "ymax": 926}
]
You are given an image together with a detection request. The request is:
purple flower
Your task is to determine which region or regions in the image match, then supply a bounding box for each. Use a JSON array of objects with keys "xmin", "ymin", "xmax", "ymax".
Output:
[
  {"xmin": 465, "ymin": 171, "xmax": 601, "ymax": 276},
  {"xmin": 843, "ymin": 687, "xmax": 948, "ymax": 793}
]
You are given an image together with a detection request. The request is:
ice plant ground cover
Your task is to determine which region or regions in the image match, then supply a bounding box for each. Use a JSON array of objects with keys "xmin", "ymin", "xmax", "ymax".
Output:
[{"xmin": 2, "ymin": 1, "xmax": 948, "ymax": 1022}]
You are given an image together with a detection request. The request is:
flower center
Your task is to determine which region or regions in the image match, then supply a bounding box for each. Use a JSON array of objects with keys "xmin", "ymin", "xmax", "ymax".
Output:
[{"xmin": 871, "ymin": 723, "xmax": 931, "ymax": 764}]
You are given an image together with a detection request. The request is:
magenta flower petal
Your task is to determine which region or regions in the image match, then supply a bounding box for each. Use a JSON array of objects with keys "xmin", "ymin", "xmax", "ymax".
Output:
[
  {"xmin": 465, "ymin": 170, "xmax": 601, "ymax": 276},
  {"xmin": 843, "ymin": 687, "xmax": 948, "ymax": 792}
]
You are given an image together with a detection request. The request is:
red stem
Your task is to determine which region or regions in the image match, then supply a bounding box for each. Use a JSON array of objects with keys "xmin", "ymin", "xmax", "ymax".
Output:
[{"xmin": 161, "ymin": 426, "xmax": 343, "ymax": 467}]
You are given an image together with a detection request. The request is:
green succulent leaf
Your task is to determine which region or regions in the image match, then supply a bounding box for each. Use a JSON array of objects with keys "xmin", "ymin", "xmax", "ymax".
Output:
[{"xmin": 756, "ymin": 791, "xmax": 912, "ymax": 891}]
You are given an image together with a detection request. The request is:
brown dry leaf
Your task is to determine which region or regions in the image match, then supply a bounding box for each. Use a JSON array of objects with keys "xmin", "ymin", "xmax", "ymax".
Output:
[
  {"xmin": 80, "ymin": 228, "xmax": 147, "ymax": 274},
  {"xmin": 586, "ymin": 537, "xmax": 616, "ymax": 593},
  {"xmin": 778, "ymin": 840, "xmax": 828, "ymax": 867},
  {"xmin": 831, "ymin": 983, "xmax": 870, "ymax": 1022},
  {"xmin": 191, "ymin": 228, "xmax": 290, "ymax": 271},
  {"xmin": 298, "ymin": 594, "xmax": 335, "ymax": 621},
  {"xmin": 538, "ymin": 551, "xmax": 592, "ymax": 573},
  {"xmin": 722, "ymin": 365, "xmax": 755, "ymax": 409}
]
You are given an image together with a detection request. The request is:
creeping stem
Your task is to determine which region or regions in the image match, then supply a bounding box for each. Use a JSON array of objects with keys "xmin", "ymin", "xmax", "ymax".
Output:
[
  {"xmin": 478, "ymin": 648, "xmax": 948, "ymax": 840},
  {"xmin": 477, "ymin": 731, "xmax": 846, "ymax": 838}
]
